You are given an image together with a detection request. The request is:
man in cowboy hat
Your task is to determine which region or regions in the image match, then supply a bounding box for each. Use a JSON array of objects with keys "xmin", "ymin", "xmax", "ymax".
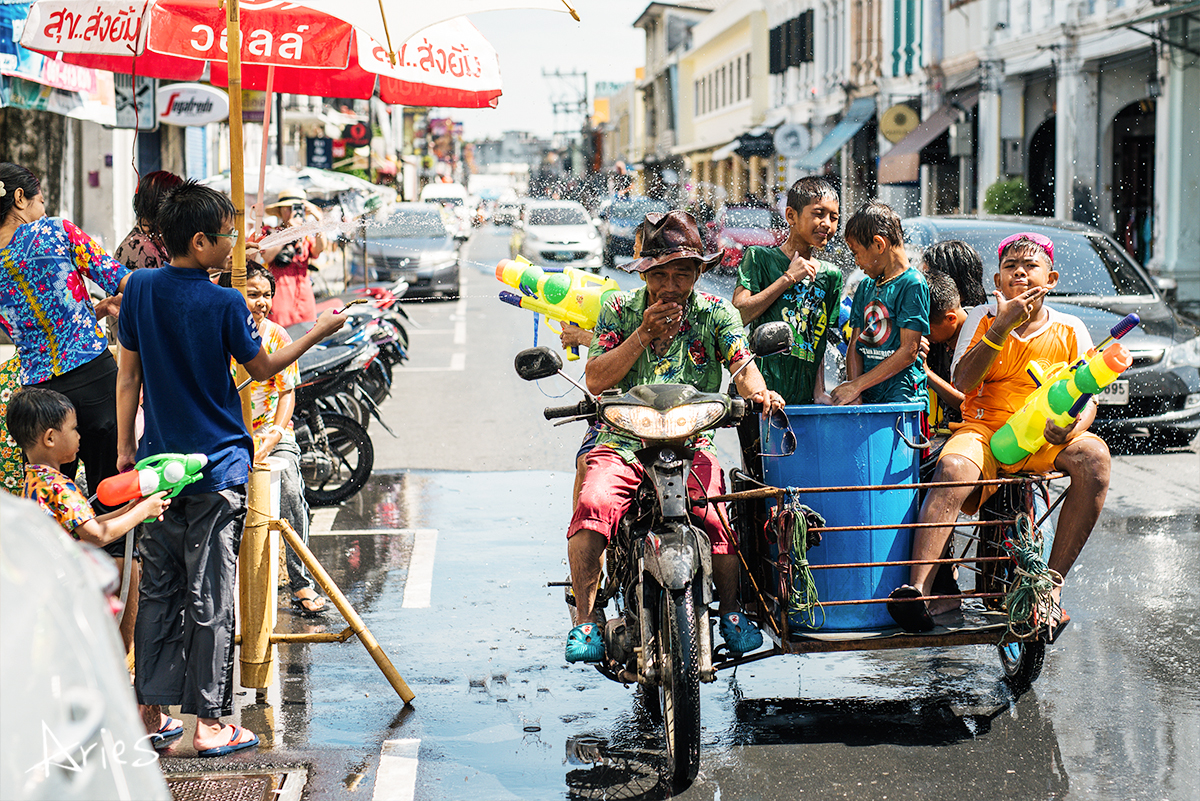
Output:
[
  {"xmin": 260, "ymin": 186, "xmax": 326, "ymax": 327},
  {"xmin": 564, "ymin": 209, "xmax": 786, "ymax": 663}
]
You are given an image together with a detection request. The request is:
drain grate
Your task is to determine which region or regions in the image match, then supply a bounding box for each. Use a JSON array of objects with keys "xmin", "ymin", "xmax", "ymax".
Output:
[{"xmin": 166, "ymin": 773, "xmax": 277, "ymax": 801}]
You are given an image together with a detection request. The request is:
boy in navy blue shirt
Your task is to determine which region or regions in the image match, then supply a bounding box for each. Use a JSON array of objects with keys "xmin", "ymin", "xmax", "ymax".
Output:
[
  {"xmin": 116, "ymin": 181, "xmax": 346, "ymax": 756},
  {"xmin": 832, "ymin": 201, "xmax": 930, "ymax": 405}
]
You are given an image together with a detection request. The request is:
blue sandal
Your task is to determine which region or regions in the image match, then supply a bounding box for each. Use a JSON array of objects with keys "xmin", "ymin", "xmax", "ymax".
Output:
[
  {"xmin": 565, "ymin": 623, "xmax": 605, "ymax": 663},
  {"xmin": 150, "ymin": 716, "xmax": 184, "ymax": 749},
  {"xmin": 719, "ymin": 612, "xmax": 763, "ymax": 655}
]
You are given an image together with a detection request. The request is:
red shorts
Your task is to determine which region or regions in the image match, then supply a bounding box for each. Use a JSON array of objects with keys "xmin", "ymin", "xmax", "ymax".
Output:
[{"xmin": 567, "ymin": 446, "xmax": 735, "ymax": 554}]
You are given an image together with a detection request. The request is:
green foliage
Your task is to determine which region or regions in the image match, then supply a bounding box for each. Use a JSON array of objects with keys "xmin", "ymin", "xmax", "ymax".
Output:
[{"xmin": 984, "ymin": 178, "xmax": 1033, "ymax": 216}]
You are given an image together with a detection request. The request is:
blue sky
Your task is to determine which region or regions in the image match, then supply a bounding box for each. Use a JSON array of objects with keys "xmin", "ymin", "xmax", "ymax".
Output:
[{"xmin": 439, "ymin": 1, "xmax": 648, "ymax": 141}]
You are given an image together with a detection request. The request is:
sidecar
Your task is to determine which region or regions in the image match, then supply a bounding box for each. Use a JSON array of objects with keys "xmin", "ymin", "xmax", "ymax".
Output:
[{"xmin": 720, "ymin": 401, "xmax": 1061, "ymax": 692}]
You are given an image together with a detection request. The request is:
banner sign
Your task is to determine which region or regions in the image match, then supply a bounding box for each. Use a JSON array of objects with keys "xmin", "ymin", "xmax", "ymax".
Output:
[{"xmin": 307, "ymin": 136, "xmax": 333, "ymax": 170}]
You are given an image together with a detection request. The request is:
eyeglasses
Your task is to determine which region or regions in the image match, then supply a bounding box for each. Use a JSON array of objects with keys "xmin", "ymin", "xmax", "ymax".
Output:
[
  {"xmin": 207, "ymin": 231, "xmax": 240, "ymax": 240},
  {"xmin": 998, "ymin": 232, "xmax": 1053, "ymax": 264}
]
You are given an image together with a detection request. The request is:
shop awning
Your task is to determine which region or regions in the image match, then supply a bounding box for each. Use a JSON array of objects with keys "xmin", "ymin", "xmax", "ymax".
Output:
[
  {"xmin": 877, "ymin": 90, "xmax": 979, "ymax": 185},
  {"xmin": 794, "ymin": 97, "xmax": 876, "ymax": 171},
  {"xmin": 711, "ymin": 139, "xmax": 740, "ymax": 162}
]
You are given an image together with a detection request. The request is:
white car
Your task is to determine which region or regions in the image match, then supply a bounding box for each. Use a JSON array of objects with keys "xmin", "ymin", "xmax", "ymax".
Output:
[{"xmin": 511, "ymin": 200, "xmax": 603, "ymax": 273}]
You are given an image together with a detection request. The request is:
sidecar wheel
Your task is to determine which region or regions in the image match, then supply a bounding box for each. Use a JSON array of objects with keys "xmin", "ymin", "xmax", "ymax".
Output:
[{"xmin": 998, "ymin": 639, "xmax": 1045, "ymax": 695}]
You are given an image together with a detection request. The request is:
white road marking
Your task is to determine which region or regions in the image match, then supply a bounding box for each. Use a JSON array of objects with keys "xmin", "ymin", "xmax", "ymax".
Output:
[
  {"xmin": 372, "ymin": 738, "xmax": 420, "ymax": 801},
  {"xmin": 402, "ymin": 529, "xmax": 438, "ymax": 609},
  {"xmin": 309, "ymin": 507, "xmax": 339, "ymax": 533},
  {"xmin": 308, "ymin": 527, "xmax": 436, "ymax": 538}
]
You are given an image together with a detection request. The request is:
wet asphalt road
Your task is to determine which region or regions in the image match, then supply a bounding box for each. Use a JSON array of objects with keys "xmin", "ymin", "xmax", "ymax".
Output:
[{"xmin": 162, "ymin": 225, "xmax": 1200, "ymax": 800}]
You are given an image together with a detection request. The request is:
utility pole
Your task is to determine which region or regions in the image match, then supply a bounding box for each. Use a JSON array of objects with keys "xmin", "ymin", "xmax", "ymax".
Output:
[{"xmin": 543, "ymin": 69, "xmax": 589, "ymax": 179}]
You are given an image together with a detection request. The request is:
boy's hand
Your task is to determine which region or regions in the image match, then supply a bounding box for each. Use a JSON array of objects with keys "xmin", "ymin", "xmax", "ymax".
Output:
[
  {"xmin": 830, "ymin": 380, "xmax": 863, "ymax": 406},
  {"xmin": 993, "ymin": 286, "xmax": 1048, "ymax": 332},
  {"xmin": 785, "ymin": 251, "xmax": 819, "ymax": 285},
  {"xmin": 132, "ymin": 491, "xmax": 170, "ymax": 522},
  {"xmin": 312, "ymin": 307, "xmax": 350, "ymax": 338},
  {"xmin": 1044, "ymin": 416, "xmax": 1079, "ymax": 446}
]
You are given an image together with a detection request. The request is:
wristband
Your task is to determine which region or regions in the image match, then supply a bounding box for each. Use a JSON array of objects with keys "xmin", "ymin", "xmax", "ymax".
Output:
[
  {"xmin": 635, "ymin": 329, "xmax": 647, "ymax": 350},
  {"xmin": 979, "ymin": 333, "xmax": 1003, "ymax": 351},
  {"xmin": 263, "ymin": 424, "xmax": 285, "ymax": 438}
]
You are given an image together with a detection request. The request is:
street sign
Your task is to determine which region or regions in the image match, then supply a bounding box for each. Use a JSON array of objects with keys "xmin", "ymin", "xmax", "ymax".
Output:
[
  {"xmin": 343, "ymin": 122, "xmax": 370, "ymax": 147},
  {"xmin": 113, "ymin": 74, "xmax": 156, "ymax": 130},
  {"xmin": 307, "ymin": 137, "xmax": 334, "ymax": 170},
  {"xmin": 773, "ymin": 124, "xmax": 810, "ymax": 158},
  {"xmin": 156, "ymin": 83, "xmax": 228, "ymax": 126},
  {"xmin": 735, "ymin": 131, "xmax": 775, "ymax": 159}
]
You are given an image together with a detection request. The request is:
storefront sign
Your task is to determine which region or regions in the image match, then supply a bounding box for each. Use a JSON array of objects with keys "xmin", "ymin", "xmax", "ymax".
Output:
[
  {"xmin": 156, "ymin": 83, "xmax": 227, "ymax": 126},
  {"xmin": 307, "ymin": 136, "xmax": 333, "ymax": 170}
]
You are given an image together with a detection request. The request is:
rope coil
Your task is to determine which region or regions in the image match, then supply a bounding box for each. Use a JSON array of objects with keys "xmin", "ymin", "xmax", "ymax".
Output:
[
  {"xmin": 774, "ymin": 491, "xmax": 824, "ymax": 630},
  {"xmin": 1002, "ymin": 511, "xmax": 1062, "ymax": 639}
]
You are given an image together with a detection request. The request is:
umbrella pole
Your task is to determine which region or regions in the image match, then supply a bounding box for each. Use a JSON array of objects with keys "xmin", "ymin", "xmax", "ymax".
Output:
[
  {"xmin": 224, "ymin": 0, "xmax": 274, "ymax": 693},
  {"xmin": 254, "ymin": 65, "xmax": 277, "ymax": 235}
]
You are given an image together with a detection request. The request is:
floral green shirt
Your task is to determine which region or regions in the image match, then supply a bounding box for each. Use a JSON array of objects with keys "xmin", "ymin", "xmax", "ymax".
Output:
[{"xmin": 589, "ymin": 287, "xmax": 751, "ymax": 461}]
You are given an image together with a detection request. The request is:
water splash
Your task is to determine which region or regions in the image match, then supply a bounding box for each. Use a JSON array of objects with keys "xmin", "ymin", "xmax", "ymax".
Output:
[{"xmin": 256, "ymin": 218, "xmax": 361, "ymax": 250}]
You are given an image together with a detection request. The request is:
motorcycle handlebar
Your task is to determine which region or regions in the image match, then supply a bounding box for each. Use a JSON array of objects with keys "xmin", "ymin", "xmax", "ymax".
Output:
[{"xmin": 544, "ymin": 399, "xmax": 596, "ymax": 421}]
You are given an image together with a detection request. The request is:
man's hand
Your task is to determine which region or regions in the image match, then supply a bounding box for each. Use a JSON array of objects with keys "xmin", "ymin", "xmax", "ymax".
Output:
[
  {"xmin": 312, "ymin": 307, "xmax": 349, "ymax": 338},
  {"xmin": 993, "ymin": 286, "xmax": 1047, "ymax": 332},
  {"xmin": 746, "ymin": 388, "xmax": 786, "ymax": 414},
  {"xmin": 784, "ymin": 250, "xmax": 819, "ymax": 285},
  {"xmin": 560, "ymin": 323, "xmax": 593, "ymax": 350},
  {"xmin": 641, "ymin": 299, "xmax": 684, "ymax": 342},
  {"xmin": 829, "ymin": 380, "xmax": 863, "ymax": 406}
]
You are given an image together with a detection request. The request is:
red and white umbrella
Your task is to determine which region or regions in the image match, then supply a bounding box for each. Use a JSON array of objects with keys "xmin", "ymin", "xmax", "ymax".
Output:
[{"xmin": 20, "ymin": 0, "xmax": 509, "ymax": 107}]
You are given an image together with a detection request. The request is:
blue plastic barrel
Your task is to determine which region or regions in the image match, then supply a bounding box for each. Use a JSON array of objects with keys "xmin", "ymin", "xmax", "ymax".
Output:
[{"xmin": 760, "ymin": 402, "xmax": 924, "ymax": 631}]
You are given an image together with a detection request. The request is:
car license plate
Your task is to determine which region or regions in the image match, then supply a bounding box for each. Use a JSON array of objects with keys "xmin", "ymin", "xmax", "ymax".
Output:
[{"xmin": 1097, "ymin": 380, "xmax": 1129, "ymax": 405}]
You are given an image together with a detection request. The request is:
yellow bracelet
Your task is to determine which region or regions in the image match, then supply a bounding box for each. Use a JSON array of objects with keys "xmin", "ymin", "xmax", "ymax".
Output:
[{"xmin": 979, "ymin": 333, "xmax": 1003, "ymax": 351}]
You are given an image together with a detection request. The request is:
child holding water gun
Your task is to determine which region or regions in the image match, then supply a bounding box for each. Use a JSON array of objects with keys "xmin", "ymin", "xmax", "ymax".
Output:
[
  {"xmin": 888, "ymin": 232, "xmax": 1111, "ymax": 639},
  {"xmin": 7, "ymin": 387, "xmax": 169, "ymax": 660}
]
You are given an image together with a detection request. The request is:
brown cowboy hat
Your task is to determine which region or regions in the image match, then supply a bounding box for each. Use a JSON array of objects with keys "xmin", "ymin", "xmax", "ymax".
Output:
[{"xmin": 623, "ymin": 209, "xmax": 722, "ymax": 273}]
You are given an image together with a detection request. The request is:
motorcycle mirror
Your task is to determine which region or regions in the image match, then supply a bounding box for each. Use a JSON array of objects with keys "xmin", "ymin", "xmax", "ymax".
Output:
[
  {"xmin": 749, "ymin": 321, "xmax": 794, "ymax": 357},
  {"xmin": 514, "ymin": 347, "xmax": 563, "ymax": 381}
]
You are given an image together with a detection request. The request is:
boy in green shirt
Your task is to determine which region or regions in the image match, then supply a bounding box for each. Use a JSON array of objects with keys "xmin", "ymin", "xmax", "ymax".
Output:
[{"xmin": 733, "ymin": 176, "xmax": 844, "ymax": 405}]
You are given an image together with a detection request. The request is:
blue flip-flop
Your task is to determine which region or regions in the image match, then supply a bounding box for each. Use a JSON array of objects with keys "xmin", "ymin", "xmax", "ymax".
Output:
[
  {"xmin": 196, "ymin": 725, "xmax": 259, "ymax": 758},
  {"xmin": 565, "ymin": 623, "xmax": 605, "ymax": 663},
  {"xmin": 150, "ymin": 716, "xmax": 184, "ymax": 749},
  {"xmin": 719, "ymin": 612, "xmax": 764, "ymax": 655}
]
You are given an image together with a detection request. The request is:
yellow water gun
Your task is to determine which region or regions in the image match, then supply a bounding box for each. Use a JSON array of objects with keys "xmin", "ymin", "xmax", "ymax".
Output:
[{"xmin": 495, "ymin": 256, "xmax": 620, "ymax": 360}]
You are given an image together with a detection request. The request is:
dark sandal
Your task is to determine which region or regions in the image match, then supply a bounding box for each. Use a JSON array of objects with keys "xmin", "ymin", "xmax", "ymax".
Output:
[
  {"xmin": 887, "ymin": 585, "xmax": 935, "ymax": 633},
  {"xmin": 290, "ymin": 594, "xmax": 330, "ymax": 618}
]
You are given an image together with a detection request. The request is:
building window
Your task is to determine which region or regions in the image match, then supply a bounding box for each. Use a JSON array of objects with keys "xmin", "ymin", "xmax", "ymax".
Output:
[
  {"xmin": 695, "ymin": 79, "xmax": 700, "ymax": 116},
  {"xmin": 746, "ymin": 53, "xmax": 751, "ymax": 97},
  {"xmin": 736, "ymin": 57, "xmax": 742, "ymax": 102}
]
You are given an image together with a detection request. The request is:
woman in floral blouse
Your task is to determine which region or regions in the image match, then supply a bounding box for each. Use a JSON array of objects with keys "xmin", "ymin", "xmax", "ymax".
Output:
[
  {"xmin": 0, "ymin": 163, "xmax": 130, "ymax": 532},
  {"xmin": 113, "ymin": 170, "xmax": 182, "ymax": 271}
]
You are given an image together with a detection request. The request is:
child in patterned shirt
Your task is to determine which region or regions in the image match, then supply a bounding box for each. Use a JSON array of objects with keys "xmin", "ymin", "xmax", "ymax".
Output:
[{"xmin": 8, "ymin": 387, "xmax": 168, "ymax": 544}]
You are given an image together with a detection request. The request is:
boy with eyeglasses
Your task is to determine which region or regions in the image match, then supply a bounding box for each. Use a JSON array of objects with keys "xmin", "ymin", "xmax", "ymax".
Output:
[
  {"xmin": 115, "ymin": 181, "xmax": 347, "ymax": 757},
  {"xmin": 886, "ymin": 232, "xmax": 1110, "ymax": 641}
]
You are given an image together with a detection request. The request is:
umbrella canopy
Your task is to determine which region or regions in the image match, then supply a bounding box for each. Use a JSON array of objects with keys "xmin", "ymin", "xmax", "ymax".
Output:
[
  {"xmin": 201, "ymin": 165, "xmax": 391, "ymax": 209},
  {"xmin": 20, "ymin": 1, "xmax": 505, "ymax": 107}
]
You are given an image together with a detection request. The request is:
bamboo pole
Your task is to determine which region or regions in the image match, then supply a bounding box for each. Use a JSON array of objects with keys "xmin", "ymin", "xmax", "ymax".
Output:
[
  {"xmin": 272, "ymin": 519, "xmax": 415, "ymax": 704},
  {"xmin": 239, "ymin": 463, "xmax": 275, "ymax": 687}
]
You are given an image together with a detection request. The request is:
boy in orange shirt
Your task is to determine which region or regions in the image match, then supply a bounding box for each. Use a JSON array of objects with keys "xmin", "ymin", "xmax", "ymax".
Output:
[{"xmin": 888, "ymin": 233, "xmax": 1110, "ymax": 638}]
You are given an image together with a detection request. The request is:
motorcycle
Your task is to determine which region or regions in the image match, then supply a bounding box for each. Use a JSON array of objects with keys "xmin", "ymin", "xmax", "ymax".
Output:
[
  {"xmin": 293, "ymin": 341, "xmax": 378, "ymax": 506},
  {"xmin": 513, "ymin": 322, "xmax": 792, "ymax": 788}
]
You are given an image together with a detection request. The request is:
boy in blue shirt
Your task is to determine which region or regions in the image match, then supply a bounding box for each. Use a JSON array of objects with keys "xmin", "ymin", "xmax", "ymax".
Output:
[
  {"xmin": 832, "ymin": 201, "xmax": 929, "ymax": 405},
  {"xmin": 116, "ymin": 181, "xmax": 346, "ymax": 757}
]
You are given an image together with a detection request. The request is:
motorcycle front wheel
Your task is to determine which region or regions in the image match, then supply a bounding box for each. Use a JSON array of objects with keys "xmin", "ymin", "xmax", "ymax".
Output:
[
  {"xmin": 657, "ymin": 583, "xmax": 701, "ymax": 789},
  {"xmin": 298, "ymin": 411, "xmax": 374, "ymax": 506}
]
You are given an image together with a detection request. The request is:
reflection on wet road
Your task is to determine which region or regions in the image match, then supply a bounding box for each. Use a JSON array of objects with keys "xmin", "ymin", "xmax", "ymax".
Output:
[{"xmin": 220, "ymin": 468, "xmax": 1199, "ymax": 801}]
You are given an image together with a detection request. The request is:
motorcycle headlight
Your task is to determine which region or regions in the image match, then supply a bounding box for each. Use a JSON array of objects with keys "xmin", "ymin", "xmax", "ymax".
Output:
[
  {"xmin": 1166, "ymin": 336, "xmax": 1200, "ymax": 368},
  {"xmin": 602, "ymin": 401, "xmax": 726, "ymax": 439}
]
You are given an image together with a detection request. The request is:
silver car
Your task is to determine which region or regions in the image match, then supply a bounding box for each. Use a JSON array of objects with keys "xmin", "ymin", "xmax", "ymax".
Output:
[
  {"xmin": 511, "ymin": 200, "xmax": 604, "ymax": 273},
  {"xmin": 0, "ymin": 493, "xmax": 171, "ymax": 800},
  {"xmin": 362, "ymin": 203, "xmax": 464, "ymax": 300}
]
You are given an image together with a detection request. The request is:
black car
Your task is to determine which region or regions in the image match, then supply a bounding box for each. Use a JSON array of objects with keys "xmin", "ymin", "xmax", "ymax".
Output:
[
  {"xmin": 902, "ymin": 215, "xmax": 1200, "ymax": 447},
  {"xmin": 597, "ymin": 196, "xmax": 670, "ymax": 267},
  {"xmin": 362, "ymin": 203, "xmax": 465, "ymax": 300}
]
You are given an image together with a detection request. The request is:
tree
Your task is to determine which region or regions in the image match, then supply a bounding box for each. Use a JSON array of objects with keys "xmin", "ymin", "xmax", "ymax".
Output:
[{"xmin": 984, "ymin": 178, "xmax": 1033, "ymax": 216}]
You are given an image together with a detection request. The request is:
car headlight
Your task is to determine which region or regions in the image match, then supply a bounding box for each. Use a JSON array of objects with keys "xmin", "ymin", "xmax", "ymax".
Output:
[
  {"xmin": 720, "ymin": 237, "xmax": 737, "ymax": 251},
  {"xmin": 602, "ymin": 401, "xmax": 726, "ymax": 439},
  {"xmin": 1166, "ymin": 336, "xmax": 1200, "ymax": 368},
  {"xmin": 587, "ymin": 229, "xmax": 599, "ymax": 240}
]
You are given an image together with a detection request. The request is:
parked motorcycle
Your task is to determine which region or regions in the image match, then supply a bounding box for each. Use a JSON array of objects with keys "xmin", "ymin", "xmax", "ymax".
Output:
[
  {"xmin": 294, "ymin": 341, "xmax": 377, "ymax": 506},
  {"xmin": 513, "ymin": 322, "xmax": 792, "ymax": 788}
]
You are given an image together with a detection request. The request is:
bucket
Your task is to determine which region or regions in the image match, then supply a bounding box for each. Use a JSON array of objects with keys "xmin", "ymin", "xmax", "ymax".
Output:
[{"xmin": 761, "ymin": 402, "xmax": 924, "ymax": 631}]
